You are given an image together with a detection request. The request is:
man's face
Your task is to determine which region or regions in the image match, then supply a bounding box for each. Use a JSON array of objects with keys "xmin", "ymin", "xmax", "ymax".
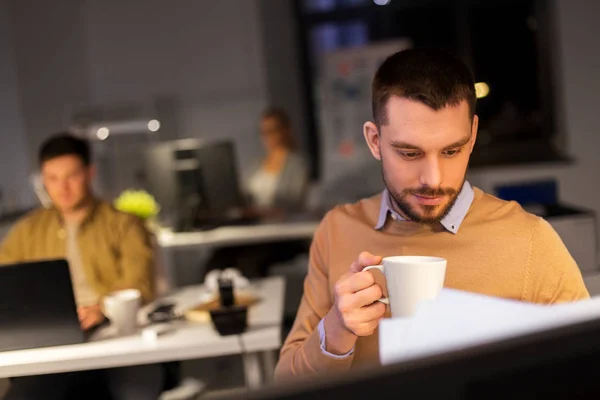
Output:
[
  {"xmin": 41, "ymin": 155, "xmax": 94, "ymax": 213},
  {"xmin": 364, "ymin": 97, "xmax": 478, "ymax": 224}
]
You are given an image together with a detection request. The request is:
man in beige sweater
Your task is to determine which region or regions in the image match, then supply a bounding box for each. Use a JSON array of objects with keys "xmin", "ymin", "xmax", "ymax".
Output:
[{"xmin": 275, "ymin": 48, "xmax": 589, "ymax": 379}]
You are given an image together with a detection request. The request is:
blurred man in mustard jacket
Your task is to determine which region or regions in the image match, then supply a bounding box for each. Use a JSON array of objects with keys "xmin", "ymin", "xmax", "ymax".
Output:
[{"xmin": 0, "ymin": 133, "xmax": 162, "ymax": 399}]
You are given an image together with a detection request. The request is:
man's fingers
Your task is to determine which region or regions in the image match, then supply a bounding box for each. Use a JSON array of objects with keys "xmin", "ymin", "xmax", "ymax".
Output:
[
  {"xmin": 81, "ymin": 316, "xmax": 92, "ymax": 330},
  {"xmin": 77, "ymin": 309, "xmax": 88, "ymax": 322},
  {"xmin": 344, "ymin": 302, "xmax": 387, "ymax": 336},
  {"xmin": 79, "ymin": 308, "xmax": 105, "ymax": 331},
  {"xmin": 344, "ymin": 301, "xmax": 386, "ymax": 324},
  {"xmin": 350, "ymin": 283, "xmax": 384, "ymax": 309},
  {"xmin": 359, "ymin": 301, "xmax": 387, "ymax": 321},
  {"xmin": 338, "ymin": 284, "xmax": 385, "ymax": 317},
  {"xmin": 350, "ymin": 251, "xmax": 382, "ymax": 273},
  {"xmin": 353, "ymin": 319, "xmax": 383, "ymax": 336},
  {"xmin": 358, "ymin": 251, "xmax": 382, "ymax": 269},
  {"xmin": 335, "ymin": 270, "xmax": 376, "ymax": 297}
]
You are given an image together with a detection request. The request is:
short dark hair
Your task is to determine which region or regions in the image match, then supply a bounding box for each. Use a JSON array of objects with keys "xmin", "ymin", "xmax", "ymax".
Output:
[
  {"xmin": 39, "ymin": 132, "xmax": 91, "ymax": 167},
  {"xmin": 372, "ymin": 47, "xmax": 476, "ymax": 126}
]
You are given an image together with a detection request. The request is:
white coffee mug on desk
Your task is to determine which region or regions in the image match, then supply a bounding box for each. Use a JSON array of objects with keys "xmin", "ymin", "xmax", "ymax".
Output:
[
  {"xmin": 364, "ymin": 256, "xmax": 447, "ymax": 318},
  {"xmin": 103, "ymin": 289, "xmax": 142, "ymax": 335}
]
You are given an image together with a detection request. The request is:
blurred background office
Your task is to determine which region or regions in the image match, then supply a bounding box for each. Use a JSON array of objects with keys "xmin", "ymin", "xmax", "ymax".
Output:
[{"xmin": 0, "ymin": 0, "xmax": 599, "ymax": 397}]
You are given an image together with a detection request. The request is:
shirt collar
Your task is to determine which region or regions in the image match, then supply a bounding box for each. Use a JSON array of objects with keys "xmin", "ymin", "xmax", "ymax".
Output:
[
  {"xmin": 49, "ymin": 196, "xmax": 102, "ymax": 228},
  {"xmin": 374, "ymin": 181, "xmax": 475, "ymax": 234}
]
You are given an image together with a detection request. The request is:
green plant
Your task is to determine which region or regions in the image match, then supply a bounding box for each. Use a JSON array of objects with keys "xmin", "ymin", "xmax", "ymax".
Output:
[{"xmin": 114, "ymin": 189, "xmax": 160, "ymax": 220}]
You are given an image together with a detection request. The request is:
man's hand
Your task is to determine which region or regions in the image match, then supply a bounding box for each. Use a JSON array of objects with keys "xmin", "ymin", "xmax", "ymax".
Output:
[
  {"xmin": 323, "ymin": 252, "xmax": 386, "ymax": 355},
  {"xmin": 77, "ymin": 304, "xmax": 105, "ymax": 331}
]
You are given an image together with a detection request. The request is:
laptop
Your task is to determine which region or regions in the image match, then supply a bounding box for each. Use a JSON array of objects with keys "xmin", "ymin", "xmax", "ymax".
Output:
[{"xmin": 0, "ymin": 259, "xmax": 85, "ymax": 352}]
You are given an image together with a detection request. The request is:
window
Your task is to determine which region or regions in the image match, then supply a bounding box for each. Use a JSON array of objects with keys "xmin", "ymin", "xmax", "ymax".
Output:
[
  {"xmin": 302, "ymin": 0, "xmax": 370, "ymax": 13},
  {"xmin": 295, "ymin": 0, "xmax": 566, "ymax": 176},
  {"xmin": 309, "ymin": 20, "xmax": 369, "ymax": 59}
]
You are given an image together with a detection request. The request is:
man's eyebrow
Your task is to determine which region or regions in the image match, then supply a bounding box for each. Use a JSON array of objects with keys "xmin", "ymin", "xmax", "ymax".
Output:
[
  {"xmin": 442, "ymin": 135, "xmax": 471, "ymax": 151},
  {"xmin": 389, "ymin": 135, "xmax": 471, "ymax": 152},
  {"xmin": 389, "ymin": 141, "xmax": 421, "ymax": 151}
]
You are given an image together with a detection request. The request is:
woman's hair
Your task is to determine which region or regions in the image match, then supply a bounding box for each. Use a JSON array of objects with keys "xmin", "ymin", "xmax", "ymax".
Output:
[{"xmin": 262, "ymin": 107, "xmax": 296, "ymax": 150}]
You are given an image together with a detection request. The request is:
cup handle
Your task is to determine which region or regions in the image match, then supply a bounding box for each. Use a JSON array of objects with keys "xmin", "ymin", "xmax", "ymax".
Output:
[
  {"xmin": 101, "ymin": 301, "xmax": 112, "ymax": 320},
  {"xmin": 363, "ymin": 265, "xmax": 389, "ymax": 305}
]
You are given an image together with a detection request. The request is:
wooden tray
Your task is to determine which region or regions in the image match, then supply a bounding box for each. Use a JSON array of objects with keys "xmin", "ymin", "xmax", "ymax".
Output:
[{"xmin": 184, "ymin": 291, "xmax": 261, "ymax": 323}]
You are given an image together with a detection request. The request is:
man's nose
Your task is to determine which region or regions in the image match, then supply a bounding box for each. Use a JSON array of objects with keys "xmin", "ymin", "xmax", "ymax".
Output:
[{"xmin": 419, "ymin": 157, "xmax": 442, "ymax": 189}]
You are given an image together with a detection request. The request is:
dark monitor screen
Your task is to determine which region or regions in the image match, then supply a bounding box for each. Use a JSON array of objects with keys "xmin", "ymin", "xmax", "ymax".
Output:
[
  {"xmin": 142, "ymin": 141, "xmax": 178, "ymax": 222},
  {"xmin": 194, "ymin": 140, "xmax": 245, "ymax": 213},
  {"xmin": 234, "ymin": 316, "xmax": 600, "ymax": 400},
  {"xmin": 142, "ymin": 139, "xmax": 246, "ymax": 229}
]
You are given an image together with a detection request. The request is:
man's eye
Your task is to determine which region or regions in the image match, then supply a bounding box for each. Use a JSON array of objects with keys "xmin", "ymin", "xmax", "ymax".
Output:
[
  {"xmin": 443, "ymin": 149, "xmax": 462, "ymax": 157},
  {"xmin": 400, "ymin": 152, "xmax": 420, "ymax": 159}
]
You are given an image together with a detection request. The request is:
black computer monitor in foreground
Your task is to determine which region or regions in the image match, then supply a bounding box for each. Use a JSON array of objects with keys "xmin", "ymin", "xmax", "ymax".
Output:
[
  {"xmin": 235, "ymin": 316, "xmax": 600, "ymax": 400},
  {"xmin": 143, "ymin": 139, "xmax": 247, "ymax": 230}
]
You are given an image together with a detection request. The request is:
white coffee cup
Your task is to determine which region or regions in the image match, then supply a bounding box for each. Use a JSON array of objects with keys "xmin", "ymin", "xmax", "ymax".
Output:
[
  {"xmin": 103, "ymin": 289, "xmax": 142, "ymax": 335},
  {"xmin": 364, "ymin": 256, "xmax": 447, "ymax": 318}
]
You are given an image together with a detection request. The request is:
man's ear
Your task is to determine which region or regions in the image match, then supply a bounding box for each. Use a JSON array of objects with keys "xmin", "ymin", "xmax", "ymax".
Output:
[
  {"xmin": 469, "ymin": 115, "xmax": 479, "ymax": 154},
  {"xmin": 363, "ymin": 121, "xmax": 382, "ymax": 161},
  {"xmin": 87, "ymin": 164, "xmax": 97, "ymax": 180}
]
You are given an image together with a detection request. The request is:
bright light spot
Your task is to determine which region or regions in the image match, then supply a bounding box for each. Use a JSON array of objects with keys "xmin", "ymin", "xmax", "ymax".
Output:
[
  {"xmin": 374, "ymin": 0, "xmax": 390, "ymax": 5},
  {"xmin": 147, "ymin": 119, "xmax": 161, "ymax": 132},
  {"xmin": 475, "ymin": 82, "xmax": 490, "ymax": 99},
  {"xmin": 97, "ymin": 127, "xmax": 110, "ymax": 140}
]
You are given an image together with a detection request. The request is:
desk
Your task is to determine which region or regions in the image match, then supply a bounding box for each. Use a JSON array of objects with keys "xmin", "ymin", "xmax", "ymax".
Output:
[
  {"xmin": 157, "ymin": 221, "xmax": 319, "ymax": 249},
  {"xmin": 0, "ymin": 277, "xmax": 285, "ymax": 389},
  {"xmin": 156, "ymin": 221, "xmax": 319, "ymax": 288}
]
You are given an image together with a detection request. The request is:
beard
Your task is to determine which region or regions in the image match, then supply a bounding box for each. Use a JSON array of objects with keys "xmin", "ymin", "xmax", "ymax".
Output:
[
  {"xmin": 381, "ymin": 165, "xmax": 463, "ymax": 225},
  {"xmin": 50, "ymin": 191, "xmax": 93, "ymax": 214}
]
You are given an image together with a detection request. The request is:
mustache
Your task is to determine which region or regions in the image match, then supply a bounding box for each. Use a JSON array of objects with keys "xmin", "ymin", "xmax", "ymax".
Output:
[{"xmin": 402, "ymin": 187, "xmax": 457, "ymax": 198}]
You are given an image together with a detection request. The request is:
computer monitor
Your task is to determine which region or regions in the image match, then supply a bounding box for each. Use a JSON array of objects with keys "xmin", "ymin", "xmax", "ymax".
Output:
[
  {"xmin": 143, "ymin": 139, "xmax": 247, "ymax": 230},
  {"xmin": 235, "ymin": 315, "xmax": 600, "ymax": 399},
  {"xmin": 142, "ymin": 140, "xmax": 178, "ymax": 223},
  {"xmin": 194, "ymin": 140, "xmax": 245, "ymax": 213}
]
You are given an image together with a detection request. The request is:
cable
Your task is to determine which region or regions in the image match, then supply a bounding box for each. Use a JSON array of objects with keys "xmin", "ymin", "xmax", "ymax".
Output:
[
  {"xmin": 237, "ymin": 333, "xmax": 247, "ymax": 356},
  {"xmin": 238, "ymin": 334, "xmax": 251, "ymax": 393}
]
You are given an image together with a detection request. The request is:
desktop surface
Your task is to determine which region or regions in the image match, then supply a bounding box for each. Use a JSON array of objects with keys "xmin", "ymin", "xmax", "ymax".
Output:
[
  {"xmin": 183, "ymin": 214, "xmax": 261, "ymax": 232},
  {"xmin": 172, "ymin": 209, "xmax": 324, "ymax": 233},
  {"xmin": 0, "ymin": 277, "xmax": 284, "ymax": 385}
]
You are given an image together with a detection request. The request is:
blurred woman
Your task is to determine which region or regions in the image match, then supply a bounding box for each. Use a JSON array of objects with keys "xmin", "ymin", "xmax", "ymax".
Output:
[
  {"xmin": 245, "ymin": 107, "xmax": 308, "ymax": 215},
  {"xmin": 205, "ymin": 107, "xmax": 311, "ymax": 279}
]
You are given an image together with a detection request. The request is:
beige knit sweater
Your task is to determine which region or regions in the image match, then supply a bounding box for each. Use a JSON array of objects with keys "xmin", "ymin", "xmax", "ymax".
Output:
[{"xmin": 275, "ymin": 187, "xmax": 589, "ymax": 379}]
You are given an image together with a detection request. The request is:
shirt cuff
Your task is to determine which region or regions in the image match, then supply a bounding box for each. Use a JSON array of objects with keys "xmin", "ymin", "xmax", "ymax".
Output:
[{"xmin": 317, "ymin": 318, "xmax": 354, "ymax": 359}]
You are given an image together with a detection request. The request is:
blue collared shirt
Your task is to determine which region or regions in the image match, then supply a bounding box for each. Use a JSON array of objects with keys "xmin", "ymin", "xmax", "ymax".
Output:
[
  {"xmin": 318, "ymin": 181, "xmax": 475, "ymax": 359},
  {"xmin": 374, "ymin": 181, "xmax": 475, "ymax": 234}
]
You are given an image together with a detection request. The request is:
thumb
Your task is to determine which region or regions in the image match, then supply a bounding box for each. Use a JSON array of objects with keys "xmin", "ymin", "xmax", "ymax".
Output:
[{"xmin": 350, "ymin": 251, "xmax": 382, "ymax": 273}]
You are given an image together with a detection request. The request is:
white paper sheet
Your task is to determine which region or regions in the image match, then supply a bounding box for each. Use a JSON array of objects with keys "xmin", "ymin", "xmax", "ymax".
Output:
[{"xmin": 379, "ymin": 289, "xmax": 600, "ymax": 365}]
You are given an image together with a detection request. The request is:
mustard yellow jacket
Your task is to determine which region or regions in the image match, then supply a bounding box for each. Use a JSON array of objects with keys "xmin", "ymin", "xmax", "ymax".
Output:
[{"xmin": 0, "ymin": 200, "xmax": 155, "ymax": 303}]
